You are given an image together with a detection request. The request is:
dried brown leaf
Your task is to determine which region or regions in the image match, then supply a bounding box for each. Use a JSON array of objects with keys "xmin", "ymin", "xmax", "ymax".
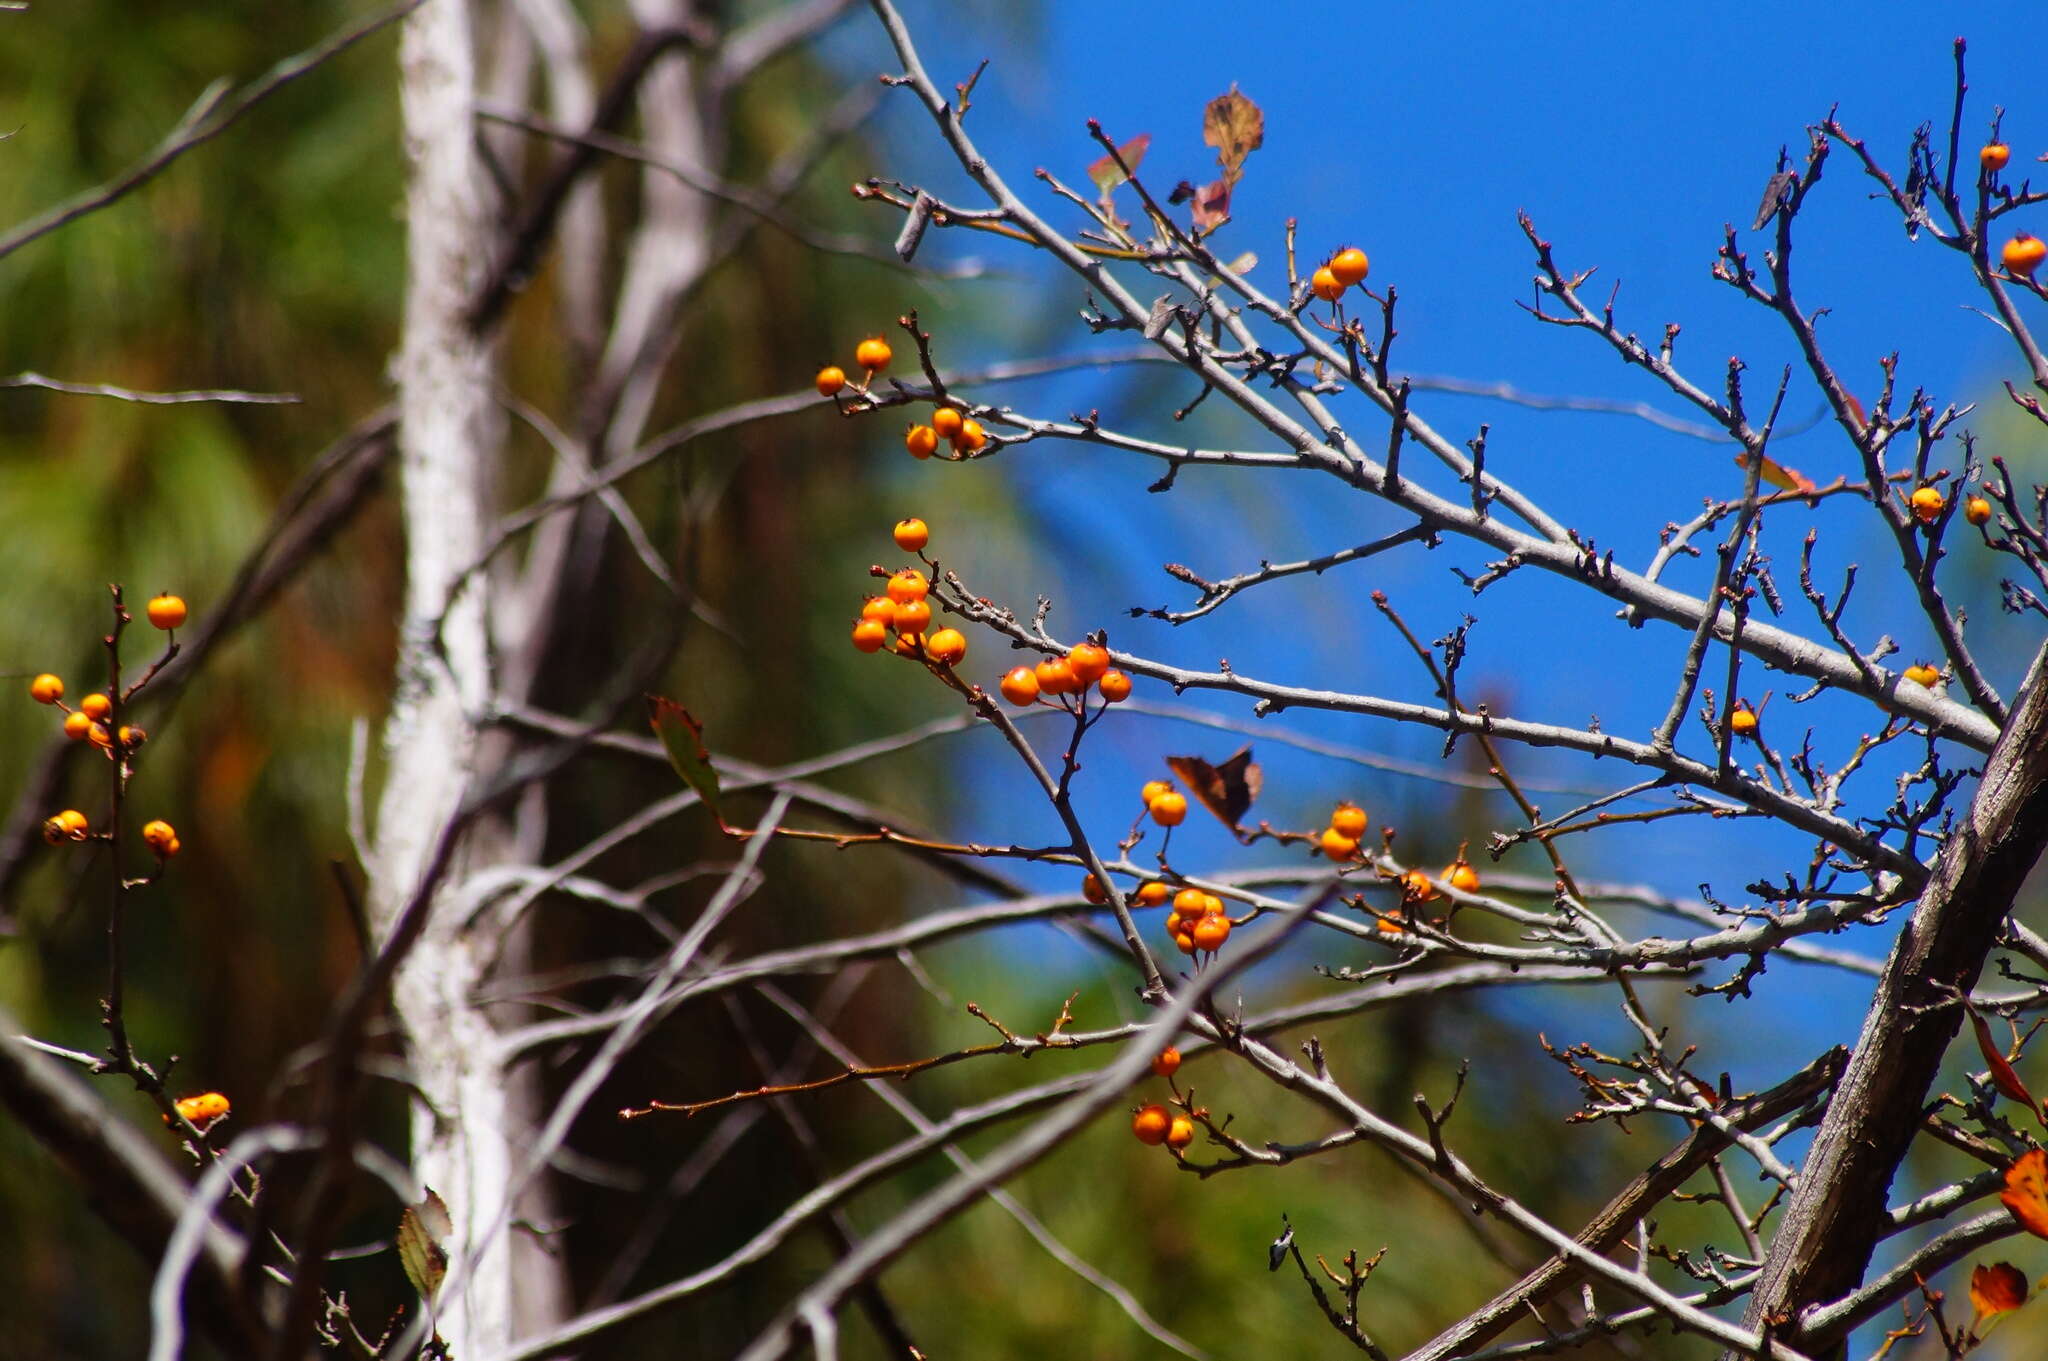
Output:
[{"xmin": 1203, "ymin": 85, "xmax": 1263, "ymax": 184}]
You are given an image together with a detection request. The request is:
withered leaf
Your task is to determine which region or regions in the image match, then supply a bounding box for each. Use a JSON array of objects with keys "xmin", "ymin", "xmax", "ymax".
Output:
[
  {"xmin": 2000, "ymin": 1149, "xmax": 2048, "ymax": 1239},
  {"xmin": 397, "ymin": 1187, "xmax": 452, "ymax": 1302},
  {"xmin": 1203, "ymin": 85, "xmax": 1263, "ymax": 185},
  {"xmin": 1732, "ymin": 452, "xmax": 1817, "ymax": 494},
  {"xmin": 1165, "ymin": 747, "xmax": 1262, "ymax": 830},
  {"xmin": 1190, "ymin": 179, "xmax": 1232, "ymax": 232},
  {"xmin": 1968, "ymin": 1004, "xmax": 2038, "ymax": 1113}
]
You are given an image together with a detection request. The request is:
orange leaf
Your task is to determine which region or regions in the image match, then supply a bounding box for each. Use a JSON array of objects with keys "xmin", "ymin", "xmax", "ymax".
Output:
[
  {"xmin": 1086, "ymin": 133, "xmax": 1151, "ymax": 196},
  {"xmin": 1970, "ymin": 1261, "xmax": 2028, "ymax": 1322},
  {"xmin": 2000, "ymin": 1149, "xmax": 2048, "ymax": 1239},
  {"xmin": 1969, "ymin": 1005, "xmax": 2038, "ymax": 1112},
  {"xmin": 1732, "ymin": 452, "xmax": 1816, "ymax": 494},
  {"xmin": 1202, "ymin": 86, "xmax": 1263, "ymax": 185}
]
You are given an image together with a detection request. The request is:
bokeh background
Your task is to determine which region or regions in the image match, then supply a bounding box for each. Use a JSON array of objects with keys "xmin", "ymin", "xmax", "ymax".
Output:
[{"xmin": 2, "ymin": 1, "xmax": 2046, "ymax": 1357}]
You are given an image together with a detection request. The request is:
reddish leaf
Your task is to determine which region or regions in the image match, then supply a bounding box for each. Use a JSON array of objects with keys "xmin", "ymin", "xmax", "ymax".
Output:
[
  {"xmin": 1970, "ymin": 1005, "xmax": 2038, "ymax": 1112},
  {"xmin": 1086, "ymin": 133, "xmax": 1152, "ymax": 196},
  {"xmin": 648, "ymin": 695, "xmax": 724, "ymax": 826},
  {"xmin": 1203, "ymin": 85, "xmax": 1263, "ymax": 184},
  {"xmin": 2000, "ymin": 1149, "xmax": 2048, "ymax": 1239},
  {"xmin": 1165, "ymin": 748, "xmax": 1262, "ymax": 830},
  {"xmin": 1971, "ymin": 1261, "xmax": 2028, "ymax": 1322},
  {"xmin": 1731, "ymin": 452, "xmax": 1817, "ymax": 494},
  {"xmin": 1190, "ymin": 178, "xmax": 1232, "ymax": 232}
]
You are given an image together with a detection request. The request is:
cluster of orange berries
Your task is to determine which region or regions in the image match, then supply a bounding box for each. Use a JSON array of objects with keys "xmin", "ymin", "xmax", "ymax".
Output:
[
  {"xmin": 851, "ymin": 559, "xmax": 968, "ymax": 666},
  {"xmin": 1163, "ymin": 885, "xmax": 1233, "ymax": 956},
  {"xmin": 1138, "ymin": 778, "xmax": 1186, "ymax": 827},
  {"xmin": 1131, "ymin": 1046, "xmax": 1197, "ymax": 1151},
  {"xmin": 814, "ymin": 337, "xmax": 894, "ymax": 398},
  {"xmin": 1910, "ymin": 483, "xmax": 1997, "ymax": 530},
  {"xmin": 905, "ymin": 405, "xmax": 988, "ymax": 460},
  {"xmin": 1309, "ymin": 245, "xmax": 1370, "ymax": 303},
  {"xmin": 1317, "ymin": 801, "xmax": 1368, "ymax": 861},
  {"xmin": 1982, "ymin": 141, "xmax": 2045, "ymax": 278},
  {"xmin": 999, "ymin": 640, "xmax": 1132, "ymax": 709}
]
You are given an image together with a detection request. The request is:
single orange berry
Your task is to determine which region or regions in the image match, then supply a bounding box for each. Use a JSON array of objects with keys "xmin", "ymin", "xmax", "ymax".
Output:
[
  {"xmin": 166, "ymin": 836, "xmax": 182, "ymax": 857},
  {"xmin": 1310, "ymin": 266, "xmax": 1344, "ymax": 302},
  {"xmin": 1034, "ymin": 656, "xmax": 1078, "ymax": 695},
  {"xmin": 931, "ymin": 407, "xmax": 964, "ymax": 440},
  {"xmin": 1319, "ymin": 827, "xmax": 1359, "ymax": 862},
  {"xmin": 893, "ymin": 599, "xmax": 934, "ymax": 635},
  {"xmin": 1173, "ymin": 887, "xmax": 1207, "ymax": 915},
  {"xmin": 174, "ymin": 1092, "xmax": 230, "ymax": 1124},
  {"xmin": 1964, "ymin": 496, "xmax": 1992, "ymax": 527},
  {"xmin": 1376, "ymin": 915, "xmax": 1404, "ymax": 935},
  {"xmin": 1164, "ymin": 1114, "xmax": 1196, "ymax": 1151},
  {"xmin": 1444, "ymin": 860, "xmax": 1480, "ymax": 894},
  {"xmin": 1149, "ymin": 790, "xmax": 1188, "ymax": 827},
  {"xmin": 861, "ymin": 596, "xmax": 898, "ymax": 627},
  {"xmin": 1191, "ymin": 914, "xmax": 1231, "ymax": 953},
  {"xmin": 1173, "ymin": 930, "xmax": 1198, "ymax": 955},
  {"xmin": 999, "ymin": 666, "xmax": 1041, "ymax": 706},
  {"xmin": 1140, "ymin": 780, "xmax": 1174, "ymax": 807},
  {"xmin": 1329, "ymin": 246, "xmax": 1370, "ymax": 287},
  {"xmin": 886, "ymin": 569, "xmax": 930, "ymax": 605},
  {"xmin": 146, "ymin": 594, "xmax": 187, "ymax": 630},
  {"xmin": 1135, "ymin": 881, "xmax": 1172, "ymax": 907},
  {"xmin": 80, "ymin": 693, "xmax": 112, "ymax": 721},
  {"xmin": 1729, "ymin": 703, "xmax": 1759, "ymax": 737},
  {"xmin": 141, "ymin": 820, "xmax": 177, "ymax": 854},
  {"xmin": 58, "ymin": 809, "xmax": 89, "ymax": 836},
  {"xmin": 1329, "ymin": 803, "xmax": 1368, "ymax": 839},
  {"xmin": 855, "ymin": 337, "xmax": 893, "ymax": 372},
  {"xmin": 63, "ymin": 711, "xmax": 93, "ymax": 741},
  {"xmin": 905, "ymin": 425, "xmax": 939, "ymax": 459},
  {"xmin": 893, "ymin": 632, "xmax": 923, "ymax": 656},
  {"xmin": 893, "ymin": 518, "xmax": 930, "ymax": 552},
  {"xmin": 1097, "ymin": 669, "xmax": 1132, "ymax": 702},
  {"xmin": 88, "ymin": 723, "xmax": 113, "ymax": 748},
  {"xmin": 815, "ymin": 365, "xmax": 847, "ymax": 397},
  {"xmin": 2003, "ymin": 233, "xmax": 2047, "ymax": 279},
  {"xmin": 1402, "ymin": 868, "xmax": 1438, "ymax": 903},
  {"xmin": 117, "ymin": 725, "xmax": 145, "ymax": 749},
  {"xmin": 1983, "ymin": 143, "xmax": 2011, "ymax": 172},
  {"xmin": 1910, "ymin": 485, "xmax": 1945, "ymax": 524},
  {"xmin": 1904, "ymin": 662, "xmax": 1941, "ymax": 688},
  {"xmin": 29, "ymin": 673, "xmax": 63, "ymax": 704},
  {"xmin": 1164, "ymin": 909, "xmax": 1186, "ymax": 937},
  {"xmin": 1082, "ymin": 873, "xmax": 1109, "ymax": 905},
  {"xmin": 1201, "ymin": 893, "xmax": 1224, "ymax": 917},
  {"xmin": 1132, "ymin": 1104, "xmax": 1171, "ymax": 1145},
  {"xmin": 1152, "ymin": 1047, "xmax": 1182, "ymax": 1079},
  {"xmin": 953, "ymin": 418, "xmax": 987, "ymax": 453},
  {"xmin": 41, "ymin": 817, "xmax": 66, "ymax": 845},
  {"xmin": 851, "ymin": 619, "xmax": 889, "ymax": 653},
  {"xmin": 924, "ymin": 627, "xmax": 967, "ymax": 665},
  {"xmin": 1067, "ymin": 642, "xmax": 1110, "ymax": 687}
]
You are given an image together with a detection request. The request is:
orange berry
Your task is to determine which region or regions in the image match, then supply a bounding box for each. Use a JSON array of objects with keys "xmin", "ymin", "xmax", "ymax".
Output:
[
  {"xmin": 1329, "ymin": 803, "xmax": 1368, "ymax": 839},
  {"xmin": 1910, "ymin": 485, "xmax": 1945, "ymax": 524},
  {"xmin": 40, "ymin": 817, "xmax": 66, "ymax": 845},
  {"xmin": 141, "ymin": 820, "xmax": 177, "ymax": 854},
  {"xmin": 174, "ymin": 1092, "xmax": 230, "ymax": 1124},
  {"xmin": 1140, "ymin": 780, "xmax": 1174, "ymax": 807},
  {"xmin": 146, "ymin": 594, "xmax": 187, "ymax": 630},
  {"xmin": 1173, "ymin": 930, "xmax": 1198, "ymax": 955},
  {"xmin": 1034, "ymin": 656, "xmax": 1078, "ymax": 695},
  {"xmin": 1173, "ymin": 887, "xmax": 1208, "ymax": 915},
  {"xmin": 1310, "ymin": 266, "xmax": 1344, "ymax": 302},
  {"xmin": 1402, "ymin": 868, "xmax": 1438, "ymax": 903},
  {"xmin": 861, "ymin": 596, "xmax": 898, "ymax": 627},
  {"xmin": 893, "ymin": 632, "xmax": 923, "ymax": 657},
  {"xmin": 1097, "ymin": 669, "xmax": 1132, "ymax": 702},
  {"xmin": 58, "ymin": 809, "xmax": 88, "ymax": 836},
  {"xmin": 815, "ymin": 365, "xmax": 847, "ymax": 397},
  {"xmin": 893, "ymin": 518, "xmax": 930, "ymax": 552},
  {"xmin": 63, "ymin": 711, "xmax": 93, "ymax": 741},
  {"xmin": 855, "ymin": 337, "xmax": 893, "ymax": 372},
  {"xmin": 166, "ymin": 836, "xmax": 182, "ymax": 857},
  {"xmin": 1132, "ymin": 1104, "xmax": 1171, "ymax": 1145},
  {"xmin": 1329, "ymin": 246, "xmax": 1369, "ymax": 287},
  {"xmin": 1082, "ymin": 872, "xmax": 1109, "ymax": 904},
  {"xmin": 886, "ymin": 569, "xmax": 930, "ymax": 605},
  {"xmin": 905, "ymin": 425, "xmax": 939, "ymax": 459},
  {"xmin": 1965, "ymin": 496, "xmax": 1992, "ymax": 527},
  {"xmin": 1319, "ymin": 827, "xmax": 1359, "ymax": 862},
  {"xmin": 88, "ymin": 723, "xmax": 113, "ymax": 748},
  {"xmin": 852, "ymin": 618, "xmax": 889, "ymax": 653},
  {"xmin": 1152, "ymin": 1047, "xmax": 1182, "ymax": 1079},
  {"xmin": 1376, "ymin": 916, "xmax": 1403, "ymax": 935},
  {"xmin": 2003, "ymin": 233, "xmax": 2047, "ymax": 279},
  {"xmin": 1191, "ymin": 913, "xmax": 1231, "ymax": 953},
  {"xmin": 1149, "ymin": 790, "xmax": 1188, "ymax": 827},
  {"xmin": 1729, "ymin": 703, "xmax": 1759, "ymax": 737},
  {"xmin": 1903, "ymin": 662, "xmax": 1940, "ymax": 688},
  {"xmin": 953, "ymin": 418, "xmax": 987, "ymax": 453},
  {"xmin": 924, "ymin": 627, "xmax": 967, "ymax": 665},
  {"xmin": 1135, "ymin": 881, "xmax": 1171, "ymax": 907},
  {"xmin": 894, "ymin": 599, "xmax": 933, "ymax": 635},
  {"xmin": 1983, "ymin": 143, "xmax": 2011, "ymax": 172},
  {"xmin": 1201, "ymin": 893, "xmax": 1223, "ymax": 916},
  {"xmin": 1444, "ymin": 860, "xmax": 1480, "ymax": 894},
  {"xmin": 1164, "ymin": 1114, "xmax": 1196, "ymax": 1151},
  {"xmin": 999, "ymin": 665, "xmax": 1040, "ymax": 706},
  {"xmin": 29, "ymin": 673, "xmax": 63, "ymax": 704},
  {"xmin": 1164, "ymin": 909, "xmax": 1186, "ymax": 937},
  {"xmin": 1067, "ymin": 642, "xmax": 1110, "ymax": 687},
  {"xmin": 80, "ymin": 692, "xmax": 112, "ymax": 721},
  {"xmin": 931, "ymin": 407, "xmax": 964, "ymax": 440}
]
